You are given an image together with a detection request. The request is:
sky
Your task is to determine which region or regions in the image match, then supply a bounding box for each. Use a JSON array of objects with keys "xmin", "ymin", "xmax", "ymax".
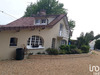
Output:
[{"xmin": 0, "ymin": 0, "xmax": 100, "ymax": 39}]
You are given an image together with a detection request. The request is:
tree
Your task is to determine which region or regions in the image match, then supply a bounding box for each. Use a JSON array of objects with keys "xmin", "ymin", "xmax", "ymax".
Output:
[
  {"xmin": 24, "ymin": 0, "xmax": 75, "ymax": 32},
  {"xmin": 94, "ymin": 34, "xmax": 100, "ymax": 40},
  {"xmin": 77, "ymin": 32, "xmax": 85, "ymax": 48},
  {"xmin": 24, "ymin": 0, "xmax": 67, "ymax": 17},
  {"xmin": 95, "ymin": 40, "xmax": 100, "ymax": 49},
  {"xmin": 76, "ymin": 31, "xmax": 94, "ymax": 48},
  {"xmin": 68, "ymin": 20, "xmax": 75, "ymax": 30},
  {"xmin": 85, "ymin": 31, "xmax": 94, "ymax": 44}
]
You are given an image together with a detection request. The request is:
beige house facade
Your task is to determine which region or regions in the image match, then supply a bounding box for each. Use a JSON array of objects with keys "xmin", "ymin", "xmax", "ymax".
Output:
[{"xmin": 0, "ymin": 11, "xmax": 70, "ymax": 60}]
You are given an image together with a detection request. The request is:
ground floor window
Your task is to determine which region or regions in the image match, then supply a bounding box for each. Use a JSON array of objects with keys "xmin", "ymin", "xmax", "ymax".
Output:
[
  {"xmin": 51, "ymin": 38, "xmax": 56, "ymax": 48},
  {"xmin": 10, "ymin": 37, "xmax": 17, "ymax": 46},
  {"xmin": 61, "ymin": 40, "xmax": 67, "ymax": 45},
  {"xmin": 27, "ymin": 36, "xmax": 44, "ymax": 48}
]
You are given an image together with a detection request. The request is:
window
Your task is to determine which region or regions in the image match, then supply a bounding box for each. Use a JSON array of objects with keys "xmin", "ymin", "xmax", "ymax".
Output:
[
  {"xmin": 59, "ymin": 24, "xmax": 63, "ymax": 36},
  {"xmin": 61, "ymin": 40, "xmax": 67, "ymax": 45},
  {"xmin": 41, "ymin": 19, "xmax": 46, "ymax": 23},
  {"xmin": 10, "ymin": 38, "xmax": 17, "ymax": 46},
  {"xmin": 60, "ymin": 24, "xmax": 63, "ymax": 31},
  {"xmin": 35, "ymin": 19, "xmax": 40, "ymax": 23},
  {"xmin": 51, "ymin": 38, "xmax": 56, "ymax": 48},
  {"xmin": 27, "ymin": 36, "xmax": 43, "ymax": 48}
]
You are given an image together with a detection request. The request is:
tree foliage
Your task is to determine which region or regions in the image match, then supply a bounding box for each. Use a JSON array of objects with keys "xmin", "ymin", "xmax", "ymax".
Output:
[
  {"xmin": 68, "ymin": 20, "xmax": 75, "ymax": 30},
  {"xmin": 95, "ymin": 40, "xmax": 100, "ymax": 49},
  {"xmin": 76, "ymin": 31, "xmax": 94, "ymax": 48},
  {"xmin": 85, "ymin": 31, "xmax": 94, "ymax": 43},
  {"xmin": 24, "ymin": 0, "xmax": 75, "ymax": 31},
  {"xmin": 94, "ymin": 34, "xmax": 100, "ymax": 40},
  {"xmin": 77, "ymin": 32, "xmax": 85, "ymax": 48},
  {"xmin": 24, "ymin": 0, "xmax": 67, "ymax": 17}
]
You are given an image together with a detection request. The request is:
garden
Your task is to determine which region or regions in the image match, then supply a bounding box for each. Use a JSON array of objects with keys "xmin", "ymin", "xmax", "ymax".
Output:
[{"xmin": 45, "ymin": 45, "xmax": 90, "ymax": 55}]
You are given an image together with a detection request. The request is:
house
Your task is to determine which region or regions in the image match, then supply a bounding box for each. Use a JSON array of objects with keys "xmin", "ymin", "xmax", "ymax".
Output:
[
  {"xmin": 0, "ymin": 10, "xmax": 70, "ymax": 60},
  {"xmin": 89, "ymin": 40, "xmax": 96, "ymax": 50},
  {"xmin": 89, "ymin": 38, "xmax": 100, "ymax": 50}
]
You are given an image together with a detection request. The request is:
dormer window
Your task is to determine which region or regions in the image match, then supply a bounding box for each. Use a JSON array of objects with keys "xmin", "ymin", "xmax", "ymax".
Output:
[
  {"xmin": 35, "ymin": 19, "xmax": 47, "ymax": 25},
  {"xmin": 35, "ymin": 19, "xmax": 40, "ymax": 24},
  {"xmin": 41, "ymin": 19, "xmax": 46, "ymax": 23}
]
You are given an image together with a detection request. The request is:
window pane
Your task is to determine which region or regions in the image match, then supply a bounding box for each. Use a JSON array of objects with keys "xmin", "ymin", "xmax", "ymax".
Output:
[
  {"xmin": 41, "ymin": 19, "xmax": 46, "ymax": 23},
  {"xmin": 36, "ymin": 36, "xmax": 39, "ymax": 40},
  {"xmin": 27, "ymin": 36, "xmax": 43, "ymax": 48},
  {"xmin": 60, "ymin": 24, "xmax": 63, "ymax": 31},
  {"xmin": 35, "ymin": 19, "xmax": 40, "ymax": 23},
  {"xmin": 10, "ymin": 38, "xmax": 17, "ymax": 46}
]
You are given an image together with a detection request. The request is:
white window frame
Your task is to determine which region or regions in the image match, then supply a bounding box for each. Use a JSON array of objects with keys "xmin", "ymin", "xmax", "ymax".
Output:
[
  {"xmin": 27, "ymin": 36, "xmax": 44, "ymax": 49},
  {"xmin": 35, "ymin": 19, "xmax": 40, "ymax": 24},
  {"xmin": 41, "ymin": 19, "xmax": 46, "ymax": 23},
  {"xmin": 35, "ymin": 19, "xmax": 47, "ymax": 25}
]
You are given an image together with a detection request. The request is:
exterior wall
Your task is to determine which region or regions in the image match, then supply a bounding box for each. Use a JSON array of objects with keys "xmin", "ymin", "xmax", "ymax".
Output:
[
  {"xmin": 62, "ymin": 19, "xmax": 69, "ymax": 44},
  {"xmin": 89, "ymin": 38, "xmax": 100, "ymax": 50},
  {"xmin": 0, "ymin": 18, "xmax": 69, "ymax": 60},
  {"xmin": 48, "ymin": 18, "xmax": 55, "ymax": 23}
]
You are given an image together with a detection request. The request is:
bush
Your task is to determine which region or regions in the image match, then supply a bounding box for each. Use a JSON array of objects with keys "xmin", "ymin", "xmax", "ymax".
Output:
[
  {"xmin": 95, "ymin": 40, "xmax": 100, "ymax": 49},
  {"xmin": 59, "ymin": 45, "xmax": 77, "ymax": 50},
  {"xmin": 81, "ymin": 45, "xmax": 89, "ymax": 53},
  {"xmin": 66, "ymin": 45, "xmax": 70, "ymax": 50},
  {"xmin": 70, "ymin": 45, "xmax": 77, "ymax": 50},
  {"xmin": 59, "ymin": 50, "xmax": 67, "ymax": 54},
  {"xmin": 37, "ymin": 52, "xmax": 42, "ymax": 54},
  {"xmin": 70, "ymin": 49, "xmax": 82, "ymax": 54},
  {"xmin": 59, "ymin": 45, "xmax": 70, "ymax": 50},
  {"xmin": 46, "ymin": 48, "xmax": 59, "ymax": 55},
  {"xmin": 59, "ymin": 45, "xmax": 66, "ymax": 50}
]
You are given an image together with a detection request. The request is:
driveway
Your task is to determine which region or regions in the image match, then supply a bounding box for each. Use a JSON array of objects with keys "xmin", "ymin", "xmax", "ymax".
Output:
[{"xmin": 0, "ymin": 50, "xmax": 99, "ymax": 75}]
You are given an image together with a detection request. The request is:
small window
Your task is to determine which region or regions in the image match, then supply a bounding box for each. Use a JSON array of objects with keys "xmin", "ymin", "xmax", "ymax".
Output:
[
  {"xmin": 35, "ymin": 19, "xmax": 40, "ymax": 23},
  {"xmin": 61, "ymin": 40, "xmax": 67, "ymax": 45},
  {"xmin": 41, "ymin": 19, "xmax": 46, "ymax": 23},
  {"xmin": 51, "ymin": 38, "xmax": 56, "ymax": 48},
  {"xmin": 60, "ymin": 24, "xmax": 63, "ymax": 31},
  {"xmin": 10, "ymin": 38, "xmax": 17, "ymax": 46},
  {"xmin": 59, "ymin": 24, "xmax": 63, "ymax": 36}
]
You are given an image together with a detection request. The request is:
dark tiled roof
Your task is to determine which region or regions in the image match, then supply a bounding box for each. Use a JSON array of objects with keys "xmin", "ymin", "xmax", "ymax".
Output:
[
  {"xmin": 0, "ymin": 25, "xmax": 3, "ymax": 27},
  {"xmin": 0, "ymin": 14, "xmax": 66, "ymax": 31}
]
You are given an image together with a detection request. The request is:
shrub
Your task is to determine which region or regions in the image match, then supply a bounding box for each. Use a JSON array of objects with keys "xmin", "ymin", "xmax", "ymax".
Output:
[
  {"xmin": 70, "ymin": 45, "xmax": 77, "ymax": 50},
  {"xmin": 59, "ymin": 50, "xmax": 67, "ymax": 54},
  {"xmin": 70, "ymin": 49, "xmax": 82, "ymax": 54},
  {"xmin": 59, "ymin": 45, "xmax": 66, "ymax": 50},
  {"xmin": 81, "ymin": 45, "xmax": 89, "ymax": 53},
  {"xmin": 59, "ymin": 45, "xmax": 77, "ymax": 50},
  {"xmin": 46, "ymin": 48, "xmax": 59, "ymax": 55},
  {"xmin": 95, "ymin": 40, "xmax": 100, "ymax": 49},
  {"xmin": 66, "ymin": 45, "xmax": 70, "ymax": 50},
  {"xmin": 59, "ymin": 45, "xmax": 70, "ymax": 50},
  {"xmin": 37, "ymin": 52, "xmax": 42, "ymax": 54}
]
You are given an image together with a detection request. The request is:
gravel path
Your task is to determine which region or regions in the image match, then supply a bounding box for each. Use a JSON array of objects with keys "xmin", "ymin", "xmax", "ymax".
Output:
[{"xmin": 0, "ymin": 50, "xmax": 99, "ymax": 75}]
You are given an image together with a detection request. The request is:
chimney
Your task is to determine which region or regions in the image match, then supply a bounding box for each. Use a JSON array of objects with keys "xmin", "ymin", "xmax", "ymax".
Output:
[{"xmin": 40, "ymin": 9, "xmax": 46, "ymax": 15}]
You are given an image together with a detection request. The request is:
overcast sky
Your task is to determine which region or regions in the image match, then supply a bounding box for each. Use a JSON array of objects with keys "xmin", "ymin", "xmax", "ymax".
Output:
[{"xmin": 0, "ymin": 0, "xmax": 100, "ymax": 39}]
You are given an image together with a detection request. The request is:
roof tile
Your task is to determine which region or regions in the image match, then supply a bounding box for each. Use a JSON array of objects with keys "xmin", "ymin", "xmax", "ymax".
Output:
[{"xmin": 0, "ymin": 14, "xmax": 66, "ymax": 31}]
